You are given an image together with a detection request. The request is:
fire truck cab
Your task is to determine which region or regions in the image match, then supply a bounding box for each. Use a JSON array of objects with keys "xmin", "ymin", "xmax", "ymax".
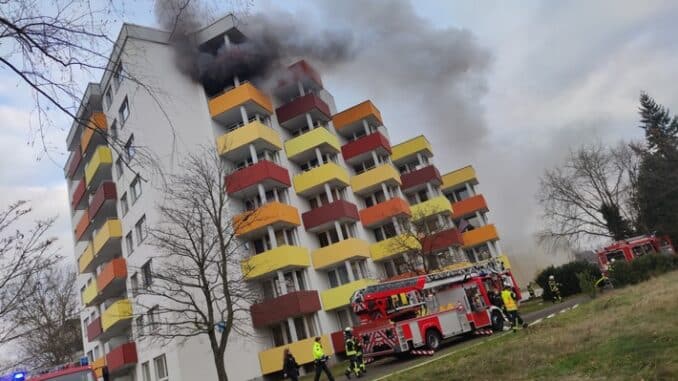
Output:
[
  {"xmin": 350, "ymin": 257, "xmax": 520, "ymax": 358},
  {"xmin": 596, "ymin": 234, "xmax": 675, "ymax": 273},
  {"xmin": 15, "ymin": 360, "xmax": 106, "ymax": 381}
]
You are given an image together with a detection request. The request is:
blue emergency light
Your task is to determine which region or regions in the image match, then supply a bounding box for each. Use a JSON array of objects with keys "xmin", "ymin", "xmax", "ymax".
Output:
[{"xmin": 12, "ymin": 371, "xmax": 26, "ymax": 381}]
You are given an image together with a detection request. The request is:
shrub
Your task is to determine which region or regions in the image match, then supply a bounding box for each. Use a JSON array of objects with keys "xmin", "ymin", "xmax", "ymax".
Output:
[
  {"xmin": 576, "ymin": 271, "xmax": 598, "ymax": 298},
  {"xmin": 610, "ymin": 254, "xmax": 678, "ymax": 288},
  {"xmin": 536, "ymin": 261, "xmax": 601, "ymax": 301}
]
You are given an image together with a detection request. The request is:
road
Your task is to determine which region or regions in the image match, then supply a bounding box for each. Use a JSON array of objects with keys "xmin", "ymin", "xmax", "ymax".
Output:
[{"xmin": 332, "ymin": 295, "xmax": 588, "ymax": 381}]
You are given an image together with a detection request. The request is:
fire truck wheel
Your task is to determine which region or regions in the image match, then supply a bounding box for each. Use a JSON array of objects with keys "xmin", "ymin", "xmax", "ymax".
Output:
[
  {"xmin": 491, "ymin": 310, "xmax": 505, "ymax": 332},
  {"xmin": 425, "ymin": 329, "xmax": 441, "ymax": 350}
]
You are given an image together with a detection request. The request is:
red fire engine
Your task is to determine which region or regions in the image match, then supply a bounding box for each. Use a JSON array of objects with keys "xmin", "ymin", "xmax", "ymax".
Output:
[
  {"xmin": 596, "ymin": 234, "xmax": 675, "ymax": 273},
  {"xmin": 11, "ymin": 360, "xmax": 107, "ymax": 381},
  {"xmin": 349, "ymin": 257, "xmax": 520, "ymax": 358}
]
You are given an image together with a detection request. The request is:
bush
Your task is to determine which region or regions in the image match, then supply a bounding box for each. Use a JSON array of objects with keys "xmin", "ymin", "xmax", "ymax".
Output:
[
  {"xmin": 536, "ymin": 261, "xmax": 601, "ymax": 301},
  {"xmin": 610, "ymin": 254, "xmax": 678, "ymax": 288},
  {"xmin": 576, "ymin": 271, "xmax": 598, "ymax": 298}
]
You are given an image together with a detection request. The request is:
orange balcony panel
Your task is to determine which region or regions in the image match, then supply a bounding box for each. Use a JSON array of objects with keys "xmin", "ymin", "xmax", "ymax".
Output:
[
  {"xmin": 208, "ymin": 83, "xmax": 273, "ymax": 124},
  {"xmin": 359, "ymin": 197, "xmax": 411, "ymax": 228},
  {"xmin": 80, "ymin": 112, "xmax": 107, "ymax": 154},
  {"xmin": 74, "ymin": 210, "xmax": 90, "ymax": 241},
  {"xmin": 462, "ymin": 224, "xmax": 499, "ymax": 248},
  {"xmin": 96, "ymin": 257, "xmax": 127, "ymax": 300},
  {"xmin": 88, "ymin": 181, "xmax": 117, "ymax": 221},
  {"xmin": 71, "ymin": 178, "xmax": 88, "ymax": 210},
  {"xmin": 233, "ymin": 202, "xmax": 300, "ymax": 237},
  {"xmin": 106, "ymin": 342, "xmax": 138, "ymax": 375},
  {"xmin": 274, "ymin": 60, "xmax": 323, "ymax": 100},
  {"xmin": 452, "ymin": 195, "xmax": 489, "ymax": 220},
  {"xmin": 332, "ymin": 101, "xmax": 383, "ymax": 136}
]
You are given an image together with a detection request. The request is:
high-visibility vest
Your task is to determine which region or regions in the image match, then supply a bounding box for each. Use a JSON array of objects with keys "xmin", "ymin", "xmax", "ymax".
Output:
[
  {"xmin": 345, "ymin": 338, "xmax": 356, "ymax": 356},
  {"xmin": 313, "ymin": 342, "xmax": 325, "ymax": 360},
  {"xmin": 501, "ymin": 289, "xmax": 517, "ymax": 311}
]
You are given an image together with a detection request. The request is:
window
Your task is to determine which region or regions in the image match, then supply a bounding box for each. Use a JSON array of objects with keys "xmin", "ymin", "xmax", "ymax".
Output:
[
  {"xmin": 252, "ymin": 235, "xmax": 272, "ymax": 254},
  {"xmin": 136, "ymin": 315, "xmax": 145, "ymax": 338},
  {"xmin": 115, "ymin": 156, "xmax": 124, "ymax": 179},
  {"xmin": 148, "ymin": 306, "xmax": 159, "ymax": 331},
  {"xmin": 104, "ymin": 87, "xmax": 113, "ymax": 109},
  {"xmin": 336, "ymin": 308, "xmax": 357, "ymax": 329},
  {"xmin": 141, "ymin": 362, "xmax": 151, "ymax": 381},
  {"xmin": 130, "ymin": 273, "xmax": 139, "ymax": 295},
  {"xmin": 87, "ymin": 351, "xmax": 93, "ymax": 362},
  {"xmin": 453, "ymin": 187, "xmax": 470, "ymax": 202},
  {"xmin": 119, "ymin": 97, "xmax": 129, "ymax": 124},
  {"xmin": 83, "ymin": 316, "xmax": 90, "ymax": 327},
  {"xmin": 293, "ymin": 316, "xmax": 308, "ymax": 340},
  {"xmin": 317, "ymin": 228, "xmax": 340, "ymax": 248},
  {"xmin": 327, "ymin": 265, "xmax": 350, "ymax": 288},
  {"xmin": 350, "ymin": 260, "xmax": 368, "ymax": 280},
  {"xmin": 109, "ymin": 119, "xmax": 117, "ymax": 139},
  {"xmin": 120, "ymin": 193, "xmax": 129, "ymax": 216},
  {"xmin": 131, "ymin": 175, "xmax": 142, "ymax": 203},
  {"xmin": 373, "ymin": 223, "xmax": 397, "ymax": 242},
  {"xmin": 142, "ymin": 260, "xmax": 153, "ymax": 287},
  {"xmin": 154, "ymin": 354, "xmax": 168, "ymax": 381},
  {"xmin": 124, "ymin": 134, "xmax": 135, "ymax": 161},
  {"xmin": 135, "ymin": 215, "xmax": 147, "ymax": 243},
  {"xmin": 113, "ymin": 62, "xmax": 123, "ymax": 89},
  {"xmin": 125, "ymin": 232, "xmax": 134, "ymax": 255},
  {"xmin": 93, "ymin": 346, "xmax": 100, "ymax": 359}
]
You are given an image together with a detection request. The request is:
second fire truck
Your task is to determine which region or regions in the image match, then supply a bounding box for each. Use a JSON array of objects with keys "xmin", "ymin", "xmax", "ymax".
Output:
[{"xmin": 596, "ymin": 234, "xmax": 675, "ymax": 273}]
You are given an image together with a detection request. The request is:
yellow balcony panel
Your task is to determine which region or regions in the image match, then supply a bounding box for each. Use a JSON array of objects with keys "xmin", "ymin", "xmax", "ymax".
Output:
[
  {"xmin": 321, "ymin": 278, "xmax": 377, "ymax": 311},
  {"xmin": 351, "ymin": 164, "xmax": 401, "ymax": 195},
  {"xmin": 442, "ymin": 165, "xmax": 478, "ymax": 191},
  {"xmin": 410, "ymin": 196, "xmax": 452, "ymax": 221},
  {"xmin": 391, "ymin": 135, "xmax": 433, "ymax": 164},
  {"xmin": 284, "ymin": 127, "xmax": 340, "ymax": 162},
  {"xmin": 242, "ymin": 245, "xmax": 310, "ymax": 280},
  {"xmin": 84, "ymin": 146, "xmax": 113, "ymax": 188},
  {"xmin": 293, "ymin": 162, "xmax": 349, "ymax": 197},
  {"xmin": 498, "ymin": 254, "xmax": 511, "ymax": 269},
  {"xmin": 93, "ymin": 219, "xmax": 122, "ymax": 260},
  {"xmin": 233, "ymin": 202, "xmax": 300, "ymax": 237},
  {"xmin": 78, "ymin": 242, "xmax": 94, "ymax": 274},
  {"xmin": 208, "ymin": 82, "xmax": 273, "ymax": 124},
  {"xmin": 311, "ymin": 238, "xmax": 370, "ymax": 270},
  {"xmin": 216, "ymin": 120, "xmax": 282, "ymax": 160},
  {"xmin": 462, "ymin": 224, "xmax": 499, "ymax": 248},
  {"xmin": 259, "ymin": 335, "xmax": 334, "ymax": 375},
  {"xmin": 80, "ymin": 112, "xmax": 108, "ymax": 154},
  {"xmin": 370, "ymin": 234, "xmax": 421, "ymax": 262},
  {"xmin": 101, "ymin": 299, "xmax": 133, "ymax": 333},
  {"xmin": 82, "ymin": 280, "xmax": 98, "ymax": 307},
  {"xmin": 92, "ymin": 357, "xmax": 106, "ymax": 379}
]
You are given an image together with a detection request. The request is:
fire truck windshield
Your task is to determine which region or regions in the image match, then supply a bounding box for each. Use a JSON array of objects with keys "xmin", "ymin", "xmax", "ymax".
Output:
[{"xmin": 606, "ymin": 250, "xmax": 625, "ymax": 262}]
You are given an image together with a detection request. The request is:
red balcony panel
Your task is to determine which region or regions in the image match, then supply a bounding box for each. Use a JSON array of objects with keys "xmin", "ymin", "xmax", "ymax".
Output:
[
  {"xmin": 71, "ymin": 178, "xmax": 88, "ymax": 210},
  {"xmin": 422, "ymin": 227, "xmax": 464, "ymax": 253},
  {"xmin": 302, "ymin": 200, "xmax": 359, "ymax": 231},
  {"xmin": 250, "ymin": 290, "xmax": 321, "ymax": 328},
  {"xmin": 106, "ymin": 342, "xmax": 138, "ymax": 373},
  {"xmin": 400, "ymin": 165, "xmax": 442, "ymax": 191},
  {"xmin": 452, "ymin": 194, "xmax": 489, "ymax": 219},
  {"xmin": 66, "ymin": 148, "xmax": 83, "ymax": 178},
  {"xmin": 74, "ymin": 210, "xmax": 90, "ymax": 241},
  {"xmin": 96, "ymin": 257, "xmax": 127, "ymax": 297},
  {"xmin": 276, "ymin": 93, "xmax": 331, "ymax": 126},
  {"xmin": 87, "ymin": 316, "xmax": 102, "ymax": 342},
  {"xmin": 341, "ymin": 132, "xmax": 392, "ymax": 162},
  {"xmin": 331, "ymin": 330, "xmax": 345, "ymax": 354},
  {"xmin": 88, "ymin": 181, "xmax": 117, "ymax": 220},
  {"xmin": 277, "ymin": 60, "xmax": 323, "ymax": 89},
  {"xmin": 226, "ymin": 160, "xmax": 291, "ymax": 196}
]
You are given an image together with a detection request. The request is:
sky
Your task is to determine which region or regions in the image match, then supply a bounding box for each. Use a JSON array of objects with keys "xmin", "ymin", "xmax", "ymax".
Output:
[{"xmin": 2, "ymin": 0, "xmax": 678, "ymax": 282}]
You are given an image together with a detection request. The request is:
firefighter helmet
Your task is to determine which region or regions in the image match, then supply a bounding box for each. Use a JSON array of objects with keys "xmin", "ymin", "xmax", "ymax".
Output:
[
  {"xmin": 549, "ymin": 275, "xmax": 555, "ymax": 280},
  {"xmin": 344, "ymin": 327, "xmax": 353, "ymax": 333}
]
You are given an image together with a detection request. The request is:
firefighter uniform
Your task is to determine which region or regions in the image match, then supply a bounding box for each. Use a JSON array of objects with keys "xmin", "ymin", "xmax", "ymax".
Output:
[
  {"xmin": 501, "ymin": 286, "xmax": 525, "ymax": 331},
  {"xmin": 548, "ymin": 276, "xmax": 563, "ymax": 303},
  {"xmin": 355, "ymin": 339, "xmax": 366, "ymax": 374},
  {"xmin": 527, "ymin": 282, "xmax": 536, "ymax": 299},
  {"xmin": 312, "ymin": 338, "xmax": 334, "ymax": 381},
  {"xmin": 344, "ymin": 328, "xmax": 361, "ymax": 378}
]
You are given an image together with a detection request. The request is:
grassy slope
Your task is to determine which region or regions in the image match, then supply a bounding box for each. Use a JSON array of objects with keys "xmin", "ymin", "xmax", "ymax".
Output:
[{"xmin": 387, "ymin": 271, "xmax": 678, "ymax": 381}]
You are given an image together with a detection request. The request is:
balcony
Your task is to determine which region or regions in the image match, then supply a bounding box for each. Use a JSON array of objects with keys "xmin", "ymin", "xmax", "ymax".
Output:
[
  {"xmin": 65, "ymin": 148, "xmax": 83, "ymax": 179},
  {"xmin": 276, "ymin": 93, "xmax": 331, "ymax": 129},
  {"xmin": 274, "ymin": 60, "xmax": 323, "ymax": 100},
  {"xmin": 462, "ymin": 224, "xmax": 499, "ymax": 248},
  {"xmin": 74, "ymin": 210, "xmax": 90, "ymax": 242},
  {"xmin": 400, "ymin": 165, "xmax": 442, "ymax": 191},
  {"xmin": 442, "ymin": 165, "xmax": 478, "ymax": 191},
  {"xmin": 410, "ymin": 196, "xmax": 452, "ymax": 221},
  {"xmin": 259, "ymin": 335, "xmax": 333, "ymax": 375},
  {"xmin": 293, "ymin": 162, "xmax": 350, "ymax": 197},
  {"xmin": 71, "ymin": 178, "xmax": 87, "ymax": 210},
  {"xmin": 101, "ymin": 299, "xmax": 133, "ymax": 335},
  {"xmin": 332, "ymin": 100, "xmax": 383, "ymax": 138},
  {"xmin": 452, "ymin": 194, "xmax": 489, "ymax": 219},
  {"xmin": 225, "ymin": 160, "xmax": 290, "ymax": 198},
  {"xmin": 311, "ymin": 238, "xmax": 370, "ymax": 270},
  {"xmin": 82, "ymin": 280, "xmax": 98, "ymax": 307},
  {"xmin": 106, "ymin": 342, "xmax": 138, "ymax": 375},
  {"xmin": 359, "ymin": 197, "xmax": 411, "ymax": 228},
  {"xmin": 87, "ymin": 316, "xmax": 102, "ymax": 342},
  {"xmin": 84, "ymin": 146, "xmax": 113, "ymax": 190},
  {"xmin": 80, "ymin": 112, "xmax": 107, "ymax": 154},
  {"xmin": 88, "ymin": 181, "xmax": 117, "ymax": 221},
  {"xmin": 96, "ymin": 257, "xmax": 127, "ymax": 302},
  {"xmin": 421, "ymin": 228, "xmax": 464, "ymax": 253},
  {"xmin": 284, "ymin": 127, "xmax": 340, "ymax": 163},
  {"xmin": 233, "ymin": 202, "xmax": 300, "ymax": 238},
  {"xmin": 350, "ymin": 164, "xmax": 401, "ymax": 195},
  {"xmin": 341, "ymin": 132, "xmax": 391, "ymax": 164},
  {"xmin": 92, "ymin": 219, "xmax": 122, "ymax": 264},
  {"xmin": 369, "ymin": 234, "xmax": 421, "ymax": 262},
  {"xmin": 78, "ymin": 243, "xmax": 94, "ymax": 274},
  {"xmin": 208, "ymin": 82, "xmax": 273, "ymax": 125},
  {"xmin": 391, "ymin": 135, "xmax": 433, "ymax": 164},
  {"xmin": 216, "ymin": 120, "xmax": 282, "ymax": 161},
  {"xmin": 302, "ymin": 199, "xmax": 359, "ymax": 232},
  {"xmin": 92, "ymin": 357, "xmax": 106, "ymax": 379},
  {"xmin": 242, "ymin": 245, "xmax": 310, "ymax": 280},
  {"xmin": 321, "ymin": 278, "xmax": 377, "ymax": 311},
  {"xmin": 250, "ymin": 290, "xmax": 321, "ymax": 328}
]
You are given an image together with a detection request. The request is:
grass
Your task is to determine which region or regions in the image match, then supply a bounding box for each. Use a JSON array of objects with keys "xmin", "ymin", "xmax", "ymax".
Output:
[
  {"xmin": 519, "ymin": 294, "xmax": 578, "ymax": 315},
  {"xmin": 385, "ymin": 271, "xmax": 678, "ymax": 381}
]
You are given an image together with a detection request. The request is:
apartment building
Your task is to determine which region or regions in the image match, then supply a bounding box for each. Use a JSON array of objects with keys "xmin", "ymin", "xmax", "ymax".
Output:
[{"xmin": 63, "ymin": 16, "xmax": 507, "ymax": 381}]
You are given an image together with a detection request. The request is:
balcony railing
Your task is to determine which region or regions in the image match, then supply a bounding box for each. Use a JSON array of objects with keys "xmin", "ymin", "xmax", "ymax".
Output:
[
  {"xmin": 462, "ymin": 224, "xmax": 499, "ymax": 248},
  {"xmin": 106, "ymin": 342, "xmax": 138, "ymax": 374},
  {"xmin": 225, "ymin": 160, "xmax": 291, "ymax": 197},
  {"xmin": 311, "ymin": 238, "xmax": 370, "ymax": 270},
  {"xmin": 292, "ymin": 162, "xmax": 349, "ymax": 197},
  {"xmin": 391, "ymin": 135, "xmax": 433, "ymax": 164},
  {"xmin": 442, "ymin": 165, "xmax": 478, "ymax": 191},
  {"xmin": 233, "ymin": 202, "xmax": 300, "ymax": 237},
  {"xmin": 101, "ymin": 299, "xmax": 132, "ymax": 333},
  {"xmin": 332, "ymin": 100, "xmax": 383, "ymax": 138},
  {"xmin": 369, "ymin": 234, "xmax": 421, "ymax": 262},
  {"xmin": 86, "ymin": 316, "xmax": 102, "ymax": 342},
  {"xmin": 359, "ymin": 197, "xmax": 410, "ymax": 228},
  {"xmin": 350, "ymin": 164, "xmax": 401, "ymax": 195},
  {"xmin": 250, "ymin": 290, "xmax": 321, "ymax": 328},
  {"xmin": 284, "ymin": 127, "xmax": 340, "ymax": 162},
  {"xmin": 452, "ymin": 194, "xmax": 489, "ymax": 219},
  {"xmin": 301, "ymin": 199, "xmax": 359, "ymax": 231},
  {"xmin": 215, "ymin": 119, "xmax": 282, "ymax": 160},
  {"xmin": 241, "ymin": 245, "xmax": 310, "ymax": 280},
  {"xmin": 400, "ymin": 165, "xmax": 442, "ymax": 191},
  {"xmin": 71, "ymin": 178, "xmax": 87, "ymax": 210},
  {"xmin": 341, "ymin": 131, "xmax": 392, "ymax": 163},
  {"xmin": 84, "ymin": 146, "xmax": 113, "ymax": 189},
  {"xmin": 410, "ymin": 196, "xmax": 452, "ymax": 221},
  {"xmin": 88, "ymin": 181, "xmax": 117, "ymax": 221},
  {"xmin": 276, "ymin": 92, "xmax": 331, "ymax": 128},
  {"xmin": 208, "ymin": 82, "xmax": 273, "ymax": 125}
]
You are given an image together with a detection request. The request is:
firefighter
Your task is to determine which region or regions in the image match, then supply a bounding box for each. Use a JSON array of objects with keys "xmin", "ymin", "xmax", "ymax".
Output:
[
  {"xmin": 501, "ymin": 284, "xmax": 527, "ymax": 332},
  {"xmin": 548, "ymin": 275, "xmax": 563, "ymax": 303},
  {"xmin": 489, "ymin": 287, "xmax": 504, "ymax": 308},
  {"xmin": 312, "ymin": 337, "xmax": 335, "ymax": 381},
  {"xmin": 527, "ymin": 282, "xmax": 536, "ymax": 300},
  {"xmin": 355, "ymin": 335, "xmax": 367, "ymax": 375},
  {"xmin": 343, "ymin": 328, "xmax": 361, "ymax": 378}
]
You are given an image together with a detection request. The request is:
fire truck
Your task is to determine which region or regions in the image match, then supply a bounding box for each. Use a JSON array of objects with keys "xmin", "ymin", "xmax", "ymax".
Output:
[
  {"xmin": 596, "ymin": 234, "xmax": 675, "ymax": 273},
  {"xmin": 10, "ymin": 360, "xmax": 107, "ymax": 381},
  {"xmin": 349, "ymin": 257, "xmax": 520, "ymax": 358}
]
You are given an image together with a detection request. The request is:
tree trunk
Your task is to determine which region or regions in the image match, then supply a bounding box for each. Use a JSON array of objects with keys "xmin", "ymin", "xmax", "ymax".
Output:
[{"xmin": 209, "ymin": 332, "xmax": 229, "ymax": 381}]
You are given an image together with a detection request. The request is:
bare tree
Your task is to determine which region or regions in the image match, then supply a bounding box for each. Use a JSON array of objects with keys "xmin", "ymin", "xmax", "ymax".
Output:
[
  {"xmin": 133, "ymin": 146, "xmax": 257, "ymax": 381},
  {"xmin": 537, "ymin": 142, "xmax": 640, "ymax": 247},
  {"xmin": 11, "ymin": 266, "xmax": 82, "ymax": 369}
]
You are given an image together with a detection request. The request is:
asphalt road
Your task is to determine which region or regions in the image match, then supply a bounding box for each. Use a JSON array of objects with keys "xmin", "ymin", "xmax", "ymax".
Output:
[{"xmin": 330, "ymin": 295, "xmax": 589, "ymax": 381}]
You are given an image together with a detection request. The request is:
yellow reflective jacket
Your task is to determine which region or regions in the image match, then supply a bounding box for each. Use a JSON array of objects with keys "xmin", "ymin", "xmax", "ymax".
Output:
[
  {"xmin": 501, "ymin": 289, "xmax": 517, "ymax": 311},
  {"xmin": 345, "ymin": 338, "xmax": 356, "ymax": 356},
  {"xmin": 313, "ymin": 341, "xmax": 325, "ymax": 360}
]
